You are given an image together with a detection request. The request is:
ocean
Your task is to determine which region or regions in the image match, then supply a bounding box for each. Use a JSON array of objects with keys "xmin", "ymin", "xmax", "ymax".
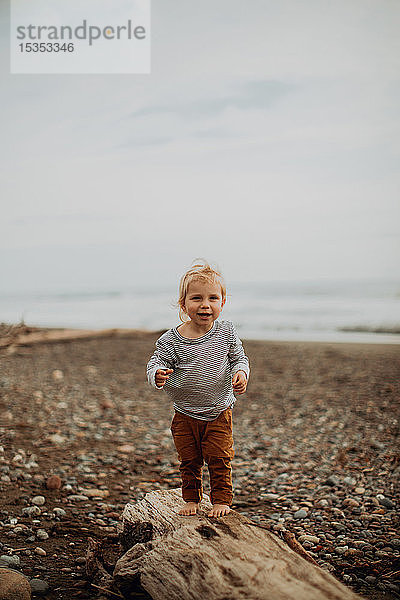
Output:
[{"xmin": 1, "ymin": 278, "xmax": 399, "ymax": 344}]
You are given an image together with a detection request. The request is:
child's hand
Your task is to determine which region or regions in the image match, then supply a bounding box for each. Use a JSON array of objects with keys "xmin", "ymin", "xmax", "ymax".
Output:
[
  {"xmin": 232, "ymin": 370, "xmax": 247, "ymax": 394},
  {"xmin": 155, "ymin": 368, "xmax": 173, "ymax": 388}
]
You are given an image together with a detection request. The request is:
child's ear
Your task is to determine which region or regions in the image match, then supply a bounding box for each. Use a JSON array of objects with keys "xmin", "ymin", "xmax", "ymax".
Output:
[{"xmin": 222, "ymin": 298, "xmax": 226, "ymax": 307}]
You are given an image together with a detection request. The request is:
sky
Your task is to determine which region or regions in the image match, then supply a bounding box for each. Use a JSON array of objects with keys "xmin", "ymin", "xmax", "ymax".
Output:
[{"xmin": 1, "ymin": 0, "xmax": 399, "ymax": 292}]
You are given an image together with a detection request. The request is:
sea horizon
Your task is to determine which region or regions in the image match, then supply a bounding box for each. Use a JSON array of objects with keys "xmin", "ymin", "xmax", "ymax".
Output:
[{"xmin": 1, "ymin": 277, "xmax": 399, "ymax": 345}]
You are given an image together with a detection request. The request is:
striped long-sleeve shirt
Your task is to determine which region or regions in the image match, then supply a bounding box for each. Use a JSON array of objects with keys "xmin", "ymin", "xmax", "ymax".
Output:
[{"xmin": 146, "ymin": 320, "xmax": 250, "ymax": 420}]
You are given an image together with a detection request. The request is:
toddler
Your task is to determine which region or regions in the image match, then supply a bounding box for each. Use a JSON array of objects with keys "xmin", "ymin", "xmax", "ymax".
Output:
[{"xmin": 146, "ymin": 261, "xmax": 249, "ymax": 517}]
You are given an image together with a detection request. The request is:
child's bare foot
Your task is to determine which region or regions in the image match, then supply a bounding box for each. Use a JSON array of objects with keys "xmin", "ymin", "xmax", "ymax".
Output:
[
  {"xmin": 208, "ymin": 504, "xmax": 231, "ymax": 517},
  {"xmin": 179, "ymin": 502, "xmax": 199, "ymax": 516}
]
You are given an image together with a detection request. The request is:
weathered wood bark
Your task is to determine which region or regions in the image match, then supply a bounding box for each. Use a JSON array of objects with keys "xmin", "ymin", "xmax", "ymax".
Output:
[{"xmin": 114, "ymin": 489, "xmax": 364, "ymax": 600}]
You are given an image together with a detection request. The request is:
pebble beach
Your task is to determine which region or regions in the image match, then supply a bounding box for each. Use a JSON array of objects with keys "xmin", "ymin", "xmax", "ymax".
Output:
[{"xmin": 0, "ymin": 327, "xmax": 399, "ymax": 599}]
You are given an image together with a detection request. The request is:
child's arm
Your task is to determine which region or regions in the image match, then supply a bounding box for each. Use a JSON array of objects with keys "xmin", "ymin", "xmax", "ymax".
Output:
[
  {"xmin": 146, "ymin": 338, "xmax": 175, "ymax": 389},
  {"xmin": 228, "ymin": 322, "xmax": 250, "ymax": 394}
]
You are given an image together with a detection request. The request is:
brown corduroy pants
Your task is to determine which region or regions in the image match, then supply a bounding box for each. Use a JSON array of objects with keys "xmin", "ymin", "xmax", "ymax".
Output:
[{"xmin": 170, "ymin": 407, "xmax": 235, "ymax": 506}]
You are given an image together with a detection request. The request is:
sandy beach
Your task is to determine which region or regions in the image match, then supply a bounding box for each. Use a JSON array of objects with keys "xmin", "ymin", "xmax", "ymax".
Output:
[{"xmin": 0, "ymin": 327, "xmax": 399, "ymax": 599}]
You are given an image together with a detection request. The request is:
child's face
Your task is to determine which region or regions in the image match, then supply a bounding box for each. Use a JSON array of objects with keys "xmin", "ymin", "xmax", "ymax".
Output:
[{"xmin": 183, "ymin": 280, "xmax": 225, "ymax": 326}]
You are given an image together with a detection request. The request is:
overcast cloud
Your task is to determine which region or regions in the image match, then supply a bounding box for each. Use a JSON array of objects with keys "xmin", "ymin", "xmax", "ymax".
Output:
[{"xmin": 1, "ymin": 0, "xmax": 399, "ymax": 291}]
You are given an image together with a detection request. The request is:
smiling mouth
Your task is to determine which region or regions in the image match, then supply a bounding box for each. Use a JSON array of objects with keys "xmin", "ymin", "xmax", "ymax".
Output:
[{"xmin": 198, "ymin": 313, "xmax": 212, "ymax": 317}]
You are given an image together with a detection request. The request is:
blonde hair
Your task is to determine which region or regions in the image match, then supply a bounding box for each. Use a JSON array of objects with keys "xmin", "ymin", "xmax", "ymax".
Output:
[{"xmin": 178, "ymin": 260, "xmax": 226, "ymax": 323}]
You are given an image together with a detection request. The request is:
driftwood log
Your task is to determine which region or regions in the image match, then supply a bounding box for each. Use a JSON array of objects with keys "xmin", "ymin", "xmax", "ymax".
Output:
[
  {"xmin": 0, "ymin": 326, "xmax": 146, "ymax": 352},
  {"xmin": 114, "ymin": 489, "xmax": 364, "ymax": 600}
]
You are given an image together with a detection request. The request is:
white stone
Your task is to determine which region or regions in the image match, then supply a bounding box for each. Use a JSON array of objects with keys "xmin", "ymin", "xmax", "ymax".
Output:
[
  {"xmin": 32, "ymin": 496, "xmax": 46, "ymax": 507},
  {"xmin": 52, "ymin": 369, "xmax": 64, "ymax": 381}
]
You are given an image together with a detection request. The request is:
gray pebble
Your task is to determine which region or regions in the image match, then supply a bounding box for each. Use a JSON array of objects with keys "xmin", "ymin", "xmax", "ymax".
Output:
[
  {"xmin": 298, "ymin": 534, "xmax": 320, "ymax": 544},
  {"xmin": 30, "ymin": 578, "xmax": 50, "ymax": 595},
  {"xmin": 67, "ymin": 494, "xmax": 89, "ymax": 502},
  {"xmin": 36, "ymin": 529, "xmax": 49, "ymax": 541},
  {"xmin": 13, "ymin": 527, "xmax": 24, "ymax": 535},
  {"xmin": 270, "ymin": 513, "xmax": 281, "ymax": 521},
  {"xmin": 361, "ymin": 543, "xmax": 374, "ymax": 551},
  {"xmin": 315, "ymin": 498, "xmax": 329, "ymax": 508},
  {"xmin": 22, "ymin": 506, "xmax": 41, "ymax": 517},
  {"xmin": 377, "ymin": 496, "xmax": 394, "ymax": 509},
  {"xmin": 370, "ymin": 440, "xmax": 385, "ymax": 450},
  {"xmin": 343, "ymin": 476, "xmax": 356, "ymax": 486},
  {"xmin": 294, "ymin": 509, "xmax": 308, "ymax": 519},
  {"xmin": 262, "ymin": 493, "xmax": 280, "ymax": 501},
  {"xmin": 0, "ymin": 554, "xmax": 21, "ymax": 568},
  {"xmin": 349, "ymin": 520, "xmax": 362, "ymax": 527}
]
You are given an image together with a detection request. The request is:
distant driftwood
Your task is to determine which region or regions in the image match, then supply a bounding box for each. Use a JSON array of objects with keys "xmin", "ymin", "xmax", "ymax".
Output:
[
  {"xmin": 113, "ymin": 489, "xmax": 364, "ymax": 600},
  {"xmin": 0, "ymin": 324, "xmax": 149, "ymax": 353}
]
